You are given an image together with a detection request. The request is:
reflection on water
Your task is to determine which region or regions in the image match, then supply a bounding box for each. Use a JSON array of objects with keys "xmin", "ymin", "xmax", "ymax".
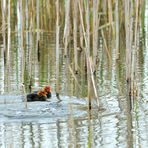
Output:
[
  {"xmin": 0, "ymin": 92, "xmax": 148, "ymax": 148},
  {"xmin": 0, "ymin": 2, "xmax": 148, "ymax": 148},
  {"xmin": 0, "ymin": 35, "xmax": 148, "ymax": 147},
  {"xmin": 0, "ymin": 113, "xmax": 132, "ymax": 148}
]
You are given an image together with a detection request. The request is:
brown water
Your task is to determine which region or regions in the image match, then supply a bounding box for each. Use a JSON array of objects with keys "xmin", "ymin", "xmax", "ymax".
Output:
[{"xmin": 0, "ymin": 4, "xmax": 148, "ymax": 148}]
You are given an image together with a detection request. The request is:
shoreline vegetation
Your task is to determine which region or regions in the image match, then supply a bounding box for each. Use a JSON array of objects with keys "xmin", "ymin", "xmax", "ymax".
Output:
[{"xmin": 0, "ymin": 0, "xmax": 146, "ymax": 110}]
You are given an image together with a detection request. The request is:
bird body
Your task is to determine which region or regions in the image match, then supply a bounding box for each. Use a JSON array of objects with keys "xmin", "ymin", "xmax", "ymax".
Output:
[{"xmin": 26, "ymin": 86, "xmax": 52, "ymax": 102}]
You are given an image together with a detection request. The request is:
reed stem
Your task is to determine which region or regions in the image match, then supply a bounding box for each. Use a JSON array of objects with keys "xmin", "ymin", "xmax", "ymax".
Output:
[{"xmin": 55, "ymin": 0, "xmax": 61, "ymax": 101}]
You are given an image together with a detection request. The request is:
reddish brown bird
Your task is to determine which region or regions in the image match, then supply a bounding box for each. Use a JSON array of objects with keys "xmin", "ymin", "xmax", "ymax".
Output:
[
  {"xmin": 26, "ymin": 90, "xmax": 47, "ymax": 102},
  {"xmin": 26, "ymin": 85, "xmax": 52, "ymax": 102},
  {"xmin": 43, "ymin": 86, "xmax": 52, "ymax": 98}
]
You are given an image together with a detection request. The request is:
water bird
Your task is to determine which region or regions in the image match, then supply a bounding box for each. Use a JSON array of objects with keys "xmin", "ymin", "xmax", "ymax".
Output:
[
  {"xmin": 43, "ymin": 86, "xmax": 52, "ymax": 98},
  {"xmin": 26, "ymin": 90, "xmax": 47, "ymax": 102},
  {"xmin": 26, "ymin": 86, "xmax": 52, "ymax": 102}
]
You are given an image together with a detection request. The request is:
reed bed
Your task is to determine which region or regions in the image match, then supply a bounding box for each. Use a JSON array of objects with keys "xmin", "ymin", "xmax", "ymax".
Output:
[{"xmin": 0, "ymin": 0, "xmax": 145, "ymax": 109}]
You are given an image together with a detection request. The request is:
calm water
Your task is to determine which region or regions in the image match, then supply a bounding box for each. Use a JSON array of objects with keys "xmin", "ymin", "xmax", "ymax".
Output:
[{"xmin": 0, "ymin": 3, "xmax": 148, "ymax": 148}]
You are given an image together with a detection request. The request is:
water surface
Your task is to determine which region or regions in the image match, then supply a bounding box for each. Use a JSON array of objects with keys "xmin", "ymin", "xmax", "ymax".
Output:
[{"xmin": 0, "ymin": 1, "xmax": 148, "ymax": 148}]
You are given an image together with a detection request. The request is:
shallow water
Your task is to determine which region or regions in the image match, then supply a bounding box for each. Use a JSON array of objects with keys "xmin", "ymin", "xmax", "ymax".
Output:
[
  {"xmin": 0, "ymin": 94, "xmax": 123, "ymax": 148},
  {"xmin": 0, "ymin": 92, "xmax": 148, "ymax": 147},
  {"xmin": 0, "ymin": 2, "xmax": 148, "ymax": 148}
]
